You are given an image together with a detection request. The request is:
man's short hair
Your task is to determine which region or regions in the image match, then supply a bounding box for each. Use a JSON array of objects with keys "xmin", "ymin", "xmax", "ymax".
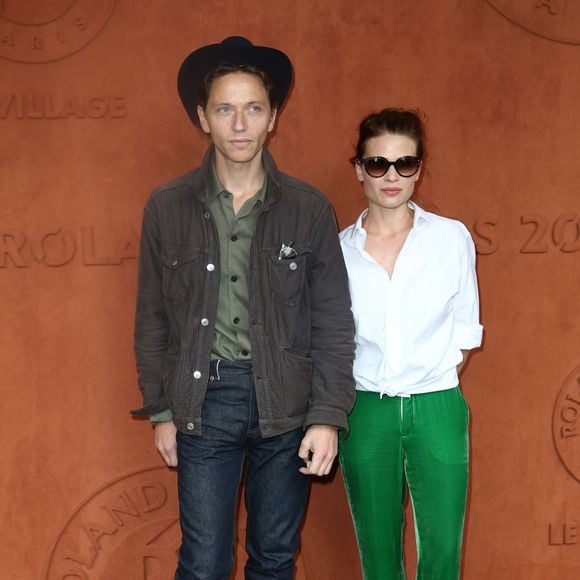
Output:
[{"xmin": 196, "ymin": 63, "xmax": 280, "ymax": 110}]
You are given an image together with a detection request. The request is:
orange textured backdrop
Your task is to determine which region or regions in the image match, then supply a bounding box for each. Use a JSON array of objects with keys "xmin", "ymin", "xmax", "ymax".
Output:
[{"xmin": 1, "ymin": 1, "xmax": 580, "ymax": 579}]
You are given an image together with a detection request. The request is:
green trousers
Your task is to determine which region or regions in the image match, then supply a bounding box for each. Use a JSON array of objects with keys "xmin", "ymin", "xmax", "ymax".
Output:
[{"xmin": 339, "ymin": 387, "xmax": 469, "ymax": 580}]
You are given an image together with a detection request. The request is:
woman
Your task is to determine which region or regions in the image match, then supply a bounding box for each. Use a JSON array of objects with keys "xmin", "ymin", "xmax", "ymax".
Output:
[{"xmin": 339, "ymin": 108, "xmax": 483, "ymax": 579}]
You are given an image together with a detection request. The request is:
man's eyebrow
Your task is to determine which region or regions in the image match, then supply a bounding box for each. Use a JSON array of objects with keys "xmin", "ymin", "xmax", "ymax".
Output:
[{"xmin": 211, "ymin": 99, "xmax": 267, "ymax": 106}]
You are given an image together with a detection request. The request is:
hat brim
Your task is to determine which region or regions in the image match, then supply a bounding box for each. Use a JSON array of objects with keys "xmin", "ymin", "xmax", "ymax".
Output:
[{"xmin": 178, "ymin": 38, "xmax": 293, "ymax": 127}]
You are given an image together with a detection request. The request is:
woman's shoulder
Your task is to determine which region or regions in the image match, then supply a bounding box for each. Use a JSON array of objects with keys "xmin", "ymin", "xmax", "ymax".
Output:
[{"xmin": 414, "ymin": 203, "xmax": 471, "ymax": 240}]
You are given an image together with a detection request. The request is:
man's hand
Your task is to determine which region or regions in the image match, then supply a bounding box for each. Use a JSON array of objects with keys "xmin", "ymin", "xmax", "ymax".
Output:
[
  {"xmin": 154, "ymin": 421, "xmax": 178, "ymax": 467},
  {"xmin": 298, "ymin": 425, "xmax": 338, "ymax": 476}
]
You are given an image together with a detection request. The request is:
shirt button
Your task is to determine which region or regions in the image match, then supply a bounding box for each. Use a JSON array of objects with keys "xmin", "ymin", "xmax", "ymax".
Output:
[
  {"xmin": 289, "ymin": 262, "xmax": 298, "ymax": 271},
  {"xmin": 201, "ymin": 318, "xmax": 209, "ymax": 326},
  {"xmin": 204, "ymin": 211, "xmax": 211, "ymax": 219},
  {"xmin": 206, "ymin": 263, "xmax": 215, "ymax": 271},
  {"xmin": 241, "ymin": 350, "xmax": 249, "ymax": 356},
  {"xmin": 186, "ymin": 423, "xmax": 194, "ymax": 430},
  {"xmin": 233, "ymin": 317, "xmax": 240, "ymax": 324},
  {"xmin": 230, "ymin": 275, "xmax": 238, "ymax": 282},
  {"xmin": 193, "ymin": 370, "xmax": 202, "ymax": 379},
  {"xmin": 230, "ymin": 235, "xmax": 238, "ymax": 242}
]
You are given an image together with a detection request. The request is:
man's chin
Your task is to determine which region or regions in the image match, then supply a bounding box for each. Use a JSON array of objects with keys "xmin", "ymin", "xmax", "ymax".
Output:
[{"xmin": 218, "ymin": 147, "xmax": 262, "ymax": 165}]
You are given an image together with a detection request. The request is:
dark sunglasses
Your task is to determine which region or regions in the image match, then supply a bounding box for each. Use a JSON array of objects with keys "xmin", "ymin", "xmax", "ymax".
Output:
[{"xmin": 360, "ymin": 156, "xmax": 421, "ymax": 178}]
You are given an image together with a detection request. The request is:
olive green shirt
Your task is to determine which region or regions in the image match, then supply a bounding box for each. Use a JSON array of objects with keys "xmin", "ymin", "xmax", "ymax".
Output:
[
  {"xmin": 207, "ymin": 163, "xmax": 266, "ymax": 361},
  {"xmin": 150, "ymin": 163, "xmax": 265, "ymax": 423}
]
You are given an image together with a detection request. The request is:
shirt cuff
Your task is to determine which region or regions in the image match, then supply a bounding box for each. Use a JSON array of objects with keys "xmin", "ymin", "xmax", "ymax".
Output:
[
  {"xmin": 149, "ymin": 409, "xmax": 173, "ymax": 423},
  {"xmin": 454, "ymin": 324, "xmax": 484, "ymax": 350}
]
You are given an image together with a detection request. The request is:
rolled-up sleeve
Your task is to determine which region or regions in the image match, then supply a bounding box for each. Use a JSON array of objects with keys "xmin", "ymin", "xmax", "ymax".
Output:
[{"xmin": 453, "ymin": 232, "xmax": 483, "ymax": 350}]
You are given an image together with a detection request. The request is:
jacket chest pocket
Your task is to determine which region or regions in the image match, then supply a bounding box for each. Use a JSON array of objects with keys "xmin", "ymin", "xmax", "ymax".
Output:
[
  {"xmin": 268, "ymin": 248, "xmax": 309, "ymax": 307},
  {"xmin": 161, "ymin": 247, "xmax": 200, "ymax": 305}
]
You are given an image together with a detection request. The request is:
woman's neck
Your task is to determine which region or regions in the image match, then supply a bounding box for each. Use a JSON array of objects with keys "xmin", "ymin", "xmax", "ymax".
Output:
[{"xmin": 364, "ymin": 203, "xmax": 414, "ymax": 236}]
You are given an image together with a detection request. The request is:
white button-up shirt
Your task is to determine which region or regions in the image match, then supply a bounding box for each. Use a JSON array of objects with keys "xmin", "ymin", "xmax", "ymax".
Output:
[{"xmin": 339, "ymin": 202, "xmax": 483, "ymax": 397}]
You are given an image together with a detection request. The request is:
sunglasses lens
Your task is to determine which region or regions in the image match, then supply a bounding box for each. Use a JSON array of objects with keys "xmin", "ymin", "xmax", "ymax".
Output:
[
  {"xmin": 363, "ymin": 157, "xmax": 389, "ymax": 177},
  {"xmin": 395, "ymin": 157, "xmax": 420, "ymax": 177},
  {"xmin": 362, "ymin": 157, "xmax": 420, "ymax": 178}
]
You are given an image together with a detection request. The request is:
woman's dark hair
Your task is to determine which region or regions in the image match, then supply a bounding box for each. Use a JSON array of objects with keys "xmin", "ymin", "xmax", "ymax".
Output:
[
  {"xmin": 197, "ymin": 63, "xmax": 279, "ymax": 110},
  {"xmin": 351, "ymin": 108, "xmax": 425, "ymax": 163}
]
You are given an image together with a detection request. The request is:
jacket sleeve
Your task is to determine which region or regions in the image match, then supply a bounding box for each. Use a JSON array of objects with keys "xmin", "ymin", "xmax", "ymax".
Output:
[
  {"xmin": 131, "ymin": 204, "xmax": 170, "ymax": 416},
  {"xmin": 304, "ymin": 202, "xmax": 356, "ymax": 433}
]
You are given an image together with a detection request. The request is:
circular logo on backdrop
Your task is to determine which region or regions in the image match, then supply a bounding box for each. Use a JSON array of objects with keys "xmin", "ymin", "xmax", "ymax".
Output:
[
  {"xmin": 44, "ymin": 466, "xmax": 309, "ymax": 578},
  {"xmin": 485, "ymin": 0, "xmax": 580, "ymax": 44},
  {"xmin": 552, "ymin": 364, "xmax": 580, "ymax": 483},
  {"xmin": 44, "ymin": 467, "xmax": 181, "ymax": 579},
  {"xmin": 0, "ymin": 0, "xmax": 118, "ymax": 63}
]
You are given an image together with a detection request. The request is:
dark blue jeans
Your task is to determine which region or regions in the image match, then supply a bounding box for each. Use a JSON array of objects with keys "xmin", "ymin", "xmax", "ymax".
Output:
[{"xmin": 175, "ymin": 360, "xmax": 309, "ymax": 580}]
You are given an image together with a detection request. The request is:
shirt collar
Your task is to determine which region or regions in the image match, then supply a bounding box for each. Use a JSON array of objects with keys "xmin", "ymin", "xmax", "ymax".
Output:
[
  {"xmin": 346, "ymin": 201, "xmax": 433, "ymax": 245},
  {"xmin": 206, "ymin": 162, "xmax": 224, "ymax": 203},
  {"xmin": 409, "ymin": 201, "xmax": 435, "ymax": 226},
  {"xmin": 207, "ymin": 162, "xmax": 267, "ymax": 207},
  {"xmin": 351, "ymin": 208, "xmax": 368, "ymax": 237}
]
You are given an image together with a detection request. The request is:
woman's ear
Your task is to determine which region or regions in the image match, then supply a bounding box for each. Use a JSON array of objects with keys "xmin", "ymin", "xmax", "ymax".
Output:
[{"xmin": 355, "ymin": 161, "xmax": 364, "ymax": 183}]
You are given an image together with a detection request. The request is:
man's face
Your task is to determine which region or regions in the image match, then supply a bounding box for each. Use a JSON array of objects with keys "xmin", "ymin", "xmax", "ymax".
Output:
[{"xmin": 197, "ymin": 72, "xmax": 277, "ymax": 166}]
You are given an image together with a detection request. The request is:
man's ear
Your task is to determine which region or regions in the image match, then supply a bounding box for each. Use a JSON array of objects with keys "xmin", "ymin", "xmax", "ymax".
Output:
[
  {"xmin": 197, "ymin": 105, "xmax": 210, "ymax": 134},
  {"xmin": 268, "ymin": 109, "xmax": 278, "ymax": 133}
]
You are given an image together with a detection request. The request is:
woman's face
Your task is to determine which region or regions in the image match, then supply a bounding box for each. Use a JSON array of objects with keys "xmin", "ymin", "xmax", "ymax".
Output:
[{"xmin": 356, "ymin": 132, "xmax": 421, "ymax": 214}]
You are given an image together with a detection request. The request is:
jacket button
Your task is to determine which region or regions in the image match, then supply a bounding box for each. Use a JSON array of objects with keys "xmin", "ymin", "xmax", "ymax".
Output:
[
  {"xmin": 201, "ymin": 318, "xmax": 209, "ymax": 326},
  {"xmin": 204, "ymin": 212, "xmax": 210, "ymax": 219},
  {"xmin": 186, "ymin": 423, "xmax": 194, "ymax": 430},
  {"xmin": 289, "ymin": 262, "xmax": 298, "ymax": 271},
  {"xmin": 171, "ymin": 258, "xmax": 178, "ymax": 266},
  {"xmin": 233, "ymin": 317, "xmax": 240, "ymax": 324},
  {"xmin": 193, "ymin": 370, "xmax": 202, "ymax": 379},
  {"xmin": 207, "ymin": 263, "xmax": 215, "ymax": 271}
]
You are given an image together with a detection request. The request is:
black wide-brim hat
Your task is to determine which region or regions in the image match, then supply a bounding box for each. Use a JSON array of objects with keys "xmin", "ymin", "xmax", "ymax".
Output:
[{"xmin": 178, "ymin": 36, "xmax": 293, "ymax": 127}]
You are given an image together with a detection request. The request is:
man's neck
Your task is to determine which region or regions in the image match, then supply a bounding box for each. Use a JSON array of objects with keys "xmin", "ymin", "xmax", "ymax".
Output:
[{"xmin": 214, "ymin": 151, "xmax": 266, "ymax": 201}]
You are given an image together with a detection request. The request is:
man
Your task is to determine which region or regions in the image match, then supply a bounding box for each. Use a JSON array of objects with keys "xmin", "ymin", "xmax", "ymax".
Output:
[{"xmin": 131, "ymin": 36, "xmax": 355, "ymax": 579}]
